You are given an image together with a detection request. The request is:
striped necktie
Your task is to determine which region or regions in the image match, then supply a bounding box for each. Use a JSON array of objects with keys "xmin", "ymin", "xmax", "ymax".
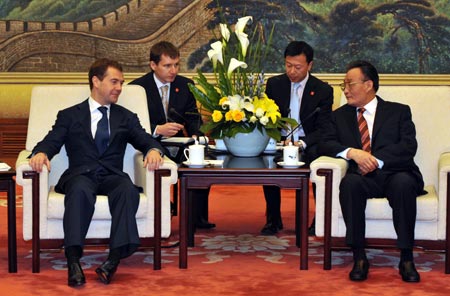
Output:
[{"xmin": 358, "ymin": 107, "xmax": 371, "ymax": 152}]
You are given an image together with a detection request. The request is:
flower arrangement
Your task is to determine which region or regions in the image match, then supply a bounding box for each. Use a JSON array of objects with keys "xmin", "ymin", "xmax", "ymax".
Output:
[{"xmin": 188, "ymin": 16, "xmax": 297, "ymax": 140}]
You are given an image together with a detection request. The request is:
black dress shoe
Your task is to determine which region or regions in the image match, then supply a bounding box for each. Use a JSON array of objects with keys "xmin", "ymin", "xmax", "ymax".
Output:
[
  {"xmin": 68, "ymin": 262, "xmax": 86, "ymax": 287},
  {"xmin": 399, "ymin": 261, "xmax": 420, "ymax": 282},
  {"xmin": 260, "ymin": 220, "xmax": 283, "ymax": 235},
  {"xmin": 195, "ymin": 218, "xmax": 216, "ymax": 229},
  {"xmin": 349, "ymin": 259, "xmax": 369, "ymax": 281},
  {"xmin": 95, "ymin": 259, "xmax": 120, "ymax": 285},
  {"xmin": 308, "ymin": 222, "xmax": 316, "ymax": 236}
]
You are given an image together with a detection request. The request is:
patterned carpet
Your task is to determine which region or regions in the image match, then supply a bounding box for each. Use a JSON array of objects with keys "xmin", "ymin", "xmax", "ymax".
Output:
[{"xmin": 1, "ymin": 185, "xmax": 450, "ymax": 295}]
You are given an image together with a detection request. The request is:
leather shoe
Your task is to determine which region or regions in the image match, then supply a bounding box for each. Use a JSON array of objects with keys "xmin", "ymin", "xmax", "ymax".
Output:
[
  {"xmin": 399, "ymin": 261, "xmax": 420, "ymax": 282},
  {"xmin": 260, "ymin": 219, "xmax": 283, "ymax": 235},
  {"xmin": 95, "ymin": 259, "xmax": 119, "ymax": 285},
  {"xmin": 68, "ymin": 262, "xmax": 86, "ymax": 287},
  {"xmin": 349, "ymin": 259, "xmax": 369, "ymax": 281},
  {"xmin": 195, "ymin": 218, "xmax": 216, "ymax": 229},
  {"xmin": 308, "ymin": 221, "xmax": 316, "ymax": 236}
]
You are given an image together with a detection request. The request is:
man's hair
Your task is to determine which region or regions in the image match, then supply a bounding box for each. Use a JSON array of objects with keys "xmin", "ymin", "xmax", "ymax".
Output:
[
  {"xmin": 88, "ymin": 58, "xmax": 123, "ymax": 90},
  {"xmin": 149, "ymin": 41, "xmax": 180, "ymax": 64},
  {"xmin": 346, "ymin": 60, "xmax": 379, "ymax": 92},
  {"xmin": 284, "ymin": 41, "xmax": 314, "ymax": 63}
]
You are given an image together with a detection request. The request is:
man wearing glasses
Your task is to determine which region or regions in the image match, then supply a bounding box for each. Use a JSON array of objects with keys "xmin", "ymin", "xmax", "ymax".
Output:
[
  {"xmin": 261, "ymin": 41, "xmax": 333, "ymax": 235},
  {"xmin": 319, "ymin": 60, "xmax": 423, "ymax": 282}
]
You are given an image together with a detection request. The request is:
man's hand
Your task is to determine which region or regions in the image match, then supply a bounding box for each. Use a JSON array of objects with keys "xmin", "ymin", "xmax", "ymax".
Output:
[
  {"xmin": 143, "ymin": 150, "xmax": 164, "ymax": 171},
  {"xmin": 156, "ymin": 122, "xmax": 184, "ymax": 137},
  {"xmin": 29, "ymin": 152, "xmax": 51, "ymax": 172},
  {"xmin": 346, "ymin": 148, "xmax": 378, "ymax": 175}
]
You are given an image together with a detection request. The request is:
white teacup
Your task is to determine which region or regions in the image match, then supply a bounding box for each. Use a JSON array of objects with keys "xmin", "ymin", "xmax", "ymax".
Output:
[
  {"xmin": 184, "ymin": 143, "xmax": 205, "ymax": 165},
  {"xmin": 214, "ymin": 139, "xmax": 227, "ymax": 151},
  {"xmin": 265, "ymin": 137, "xmax": 277, "ymax": 151},
  {"xmin": 283, "ymin": 143, "xmax": 299, "ymax": 165}
]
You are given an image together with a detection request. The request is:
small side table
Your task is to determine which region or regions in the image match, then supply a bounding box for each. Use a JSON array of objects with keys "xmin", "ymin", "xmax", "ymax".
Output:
[{"xmin": 0, "ymin": 169, "xmax": 17, "ymax": 273}]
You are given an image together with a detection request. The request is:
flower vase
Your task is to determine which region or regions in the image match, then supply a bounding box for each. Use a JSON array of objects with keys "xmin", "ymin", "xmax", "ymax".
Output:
[{"xmin": 223, "ymin": 128, "xmax": 270, "ymax": 157}]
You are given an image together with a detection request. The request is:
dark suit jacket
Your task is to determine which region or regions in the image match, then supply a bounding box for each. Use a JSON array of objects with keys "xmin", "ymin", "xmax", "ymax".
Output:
[
  {"xmin": 129, "ymin": 72, "xmax": 202, "ymax": 137},
  {"xmin": 266, "ymin": 73, "xmax": 333, "ymax": 162},
  {"xmin": 318, "ymin": 96, "xmax": 424, "ymax": 192},
  {"xmin": 32, "ymin": 99, "xmax": 164, "ymax": 189}
]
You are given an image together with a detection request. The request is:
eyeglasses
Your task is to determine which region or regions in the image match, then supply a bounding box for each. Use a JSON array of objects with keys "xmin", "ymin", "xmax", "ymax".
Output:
[{"xmin": 339, "ymin": 80, "xmax": 368, "ymax": 91}]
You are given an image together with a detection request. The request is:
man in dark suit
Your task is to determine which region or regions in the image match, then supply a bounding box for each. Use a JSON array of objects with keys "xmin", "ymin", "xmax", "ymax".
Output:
[
  {"xmin": 129, "ymin": 41, "xmax": 214, "ymax": 229},
  {"xmin": 29, "ymin": 58, "xmax": 165, "ymax": 287},
  {"xmin": 261, "ymin": 41, "xmax": 333, "ymax": 235},
  {"xmin": 318, "ymin": 60, "xmax": 423, "ymax": 282}
]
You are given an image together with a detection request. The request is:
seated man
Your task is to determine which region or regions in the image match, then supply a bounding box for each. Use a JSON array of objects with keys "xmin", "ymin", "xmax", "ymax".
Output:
[
  {"xmin": 130, "ymin": 41, "xmax": 214, "ymax": 229},
  {"xmin": 262, "ymin": 41, "xmax": 333, "ymax": 235},
  {"xmin": 29, "ymin": 58, "xmax": 165, "ymax": 287},
  {"xmin": 318, "ymin": 60, "xmax": 424, "ymax": 283}
]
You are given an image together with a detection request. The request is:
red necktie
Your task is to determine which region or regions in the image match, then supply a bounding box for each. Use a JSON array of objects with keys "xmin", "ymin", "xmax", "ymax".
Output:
[{"xmin": 358, "ymin": 108, "xmax": 371, "ymax": 152}]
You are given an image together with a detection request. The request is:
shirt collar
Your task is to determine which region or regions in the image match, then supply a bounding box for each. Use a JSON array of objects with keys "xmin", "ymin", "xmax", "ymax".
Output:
[
  {"xmin": 360, "ymin": 96, "xmax": 378, "ymax": 114},
  {"xmin": 88, "ymin": 97, "xmax": 110, "ymax": 113},
  {"xmin": 153, "ymin": 73, "xmax": 170, "ymax": 89},
  {"xmin": 291, "ymin": 72, "xmax": 309, "ymax": 89}
]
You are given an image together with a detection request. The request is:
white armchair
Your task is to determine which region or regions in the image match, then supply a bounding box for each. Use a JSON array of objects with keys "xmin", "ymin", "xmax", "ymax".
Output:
[
  {"xmin": 15, "ymin": 85, "xmax": 178, "ymax": 272},
  {"xmin": 310, "ymin": 85, "xmax": 450, "ymax": 273}
]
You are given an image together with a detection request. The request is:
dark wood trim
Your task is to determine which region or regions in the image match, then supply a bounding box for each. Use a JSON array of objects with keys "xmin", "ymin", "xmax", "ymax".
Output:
[{"xmin": 0, "ymin": 118, "xmax": 28, "ymax": 160}]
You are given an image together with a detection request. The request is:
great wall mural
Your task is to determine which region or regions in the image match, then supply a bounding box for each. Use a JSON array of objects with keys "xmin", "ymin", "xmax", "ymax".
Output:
[{"xmin": 0, "ymin": 0, "xmax": 449, "ymax": 74}]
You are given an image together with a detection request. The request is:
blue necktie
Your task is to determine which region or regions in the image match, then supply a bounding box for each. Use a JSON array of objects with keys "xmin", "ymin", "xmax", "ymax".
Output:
[{"xmin": 95, "ymin": 106, "xmax": 109, "ymax": 154}]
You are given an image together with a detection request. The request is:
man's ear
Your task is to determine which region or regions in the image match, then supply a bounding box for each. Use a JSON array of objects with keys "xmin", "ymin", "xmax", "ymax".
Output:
[
  {"xmin": 92, "ymin": 76, "xmax": 100, "ymax": 88},
  {"xmin": 150, "ymin": 61, "xmax": 157, "ymax": 71}
]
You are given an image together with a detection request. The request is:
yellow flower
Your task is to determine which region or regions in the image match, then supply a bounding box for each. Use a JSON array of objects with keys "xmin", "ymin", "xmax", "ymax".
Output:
[
  {"xmin": 232, "ymin": 110, "xmax": 245, "ymax": 122},
  {"xmin": 211, "ymin": 110, "xmax": 223, "ymax": 122},
  {"xmin": 225, "ymin": 110, "xmax": 233, "ymax": 121}
]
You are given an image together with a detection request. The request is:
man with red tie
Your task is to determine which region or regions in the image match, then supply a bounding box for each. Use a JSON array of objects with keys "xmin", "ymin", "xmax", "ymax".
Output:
[{"xmin": 319, "ymin": 60, "xmax": 424, "ymax": 282}]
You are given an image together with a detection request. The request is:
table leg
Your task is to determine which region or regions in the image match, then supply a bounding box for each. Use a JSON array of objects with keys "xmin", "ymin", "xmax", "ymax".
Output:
[
  {"xmin": 179, "ymin": 177, "xmax": 188, "ymax": 269},
  {"xmin": 7, "ymin": 178, "xmax": 17, "ymax": 273}
]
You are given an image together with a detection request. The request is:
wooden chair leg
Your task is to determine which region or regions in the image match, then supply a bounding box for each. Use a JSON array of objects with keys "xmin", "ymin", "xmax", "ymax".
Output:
[
  {"xmin": 172, "ymin": 182, "xmax": 178, "ymax": 216},
  {"xmin": 153, "ymin": 169, "xmax": 171, "ymax": 270},
  {"xmin": 23, "ymin": 171, "xmax": 41, "ymax": 273},
  {"xmin": 317, "ymin": 169, "xmax": 333, "ymax": 270}
]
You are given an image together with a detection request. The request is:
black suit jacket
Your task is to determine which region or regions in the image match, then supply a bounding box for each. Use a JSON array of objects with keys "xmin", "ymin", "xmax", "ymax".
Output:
[
  {"xmin": 266, "ymin": 73, "xmax": 333, "ymax": 162},
  {"xmin": 32, "ymin": 99, "xmax": 164, "ymax": 189},
  {"xmin": 129, "ymin": 72, "xmax": 202, "ymax": 137},
  {"xmin": 318, "ymin": 96, "xmax": 424, "ymax": 192}
]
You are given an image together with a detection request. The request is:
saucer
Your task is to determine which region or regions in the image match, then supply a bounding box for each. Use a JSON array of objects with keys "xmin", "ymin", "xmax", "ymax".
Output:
[
  {"xmin": 277, "ymin": 161, "xmax": 305, "ymax": 168},
  {"xmin": 264, "ymin": 146, "xmax": 283, "ymax": 154},
  {"xmin": 208, "ymin": 145, "xmax": 227, "ymax": 152},
  {"xmin": 182, "ymin": 161, "xmax": 207, "ymax": 168}
]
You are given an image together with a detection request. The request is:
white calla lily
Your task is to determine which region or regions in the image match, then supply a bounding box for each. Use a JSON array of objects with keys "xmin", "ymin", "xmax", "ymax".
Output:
[
  {"xmin": 207, "ymin": 41, "xmax": 223, "ymax": 69},
  {"xmin": 227, "ymin": 58, "xmax": 247, "ymax": 78},
  {"xmin": 236, "ymin": 32, "xmax": 250, "ymax": 57},
  {"xmin": 219, "ymin": 23, "xmax": 230, "ymax": 42},
  {"xmin": 235, "ymin": 16, "xmax": 253, "ymax": 34}
]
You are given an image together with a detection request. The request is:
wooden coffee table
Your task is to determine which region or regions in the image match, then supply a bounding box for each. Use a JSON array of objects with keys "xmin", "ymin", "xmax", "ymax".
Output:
[{"xmin": 177, "ymin": 154, "xmax": 310, "ymax": 270}]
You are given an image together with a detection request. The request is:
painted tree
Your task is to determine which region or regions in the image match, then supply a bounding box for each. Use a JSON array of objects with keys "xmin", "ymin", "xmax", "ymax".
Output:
[{"xmin": 373, "ymin": 0, "xmax": 450, "ymax": 73}]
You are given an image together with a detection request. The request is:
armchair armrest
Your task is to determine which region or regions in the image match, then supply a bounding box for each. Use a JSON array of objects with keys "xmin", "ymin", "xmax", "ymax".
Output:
[
  {"xmin": 437, "ymin": 152, "xmax": 450, "ymax": 239},
  {"xmin": 310, "ymin": 156, "xmax": 348, "ymax": 237},
  {"xmin": 133, "ymin": 153, "xmax": 178, "ymax": 195},
  {"xmin": 15, "ymin": 150, "xmax": 50, "ymax": 242}
]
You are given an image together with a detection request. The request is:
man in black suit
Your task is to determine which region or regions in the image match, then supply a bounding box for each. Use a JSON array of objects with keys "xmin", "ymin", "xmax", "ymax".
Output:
[
  {"xmin": 261, "ymin": 41, "xmax": 333, "ymax": 235},
  {"xmin": 129, "ymin": 41, "xmax": 214, "ymax": 229},
  {"xmin": 29, "ymin": 58, "xmax": 165, "ymax": 287},
  {"xmin": 318, "ymin": 60, "xmax": 423, "ymax": 282}
]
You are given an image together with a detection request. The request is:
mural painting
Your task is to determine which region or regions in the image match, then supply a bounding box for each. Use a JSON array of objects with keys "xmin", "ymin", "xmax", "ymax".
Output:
[{"xmin": 0, "ymin": 0, "xmax": 449, "ymax": 74}]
